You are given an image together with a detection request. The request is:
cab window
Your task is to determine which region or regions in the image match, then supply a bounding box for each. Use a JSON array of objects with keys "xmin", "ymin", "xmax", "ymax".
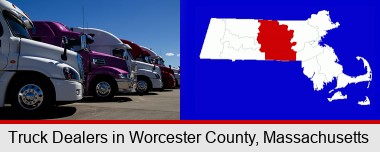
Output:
[
  {"xmin": 113, "ymin": 49, "xmax": 125, "ymax": 59},
  {"xmin": 3, "ymin": 11, "xmax": 31, "ymax": 39}
]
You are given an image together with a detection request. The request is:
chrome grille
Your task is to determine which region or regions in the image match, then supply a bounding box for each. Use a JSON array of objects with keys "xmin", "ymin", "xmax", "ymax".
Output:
[{"xmin": 93, "ymin": 57, "xmax": 106, "ymax": 65}]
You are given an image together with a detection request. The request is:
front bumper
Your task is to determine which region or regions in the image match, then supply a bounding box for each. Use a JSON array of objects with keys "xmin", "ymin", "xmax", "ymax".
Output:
[
  {"xmin": 163, "ymin": 73, "xmax": 176, "ymax": 88},
  {"xmin": 116, "ymin": 78, "xmax": 136, "ymax": 93},
  {"xmin": 175, "ymin": 74, "xmax": 180, "ymax": 86},
  {"xmin": 151, "ymin": 78, "xmax": 163, "ymax": 89},
  {"xmin": 176, "ymin": 78, "xmax": 180, "ymax": 86},
  {"xmin": 51, "ymin": 79, "xmax": 83, "ymax": 101}
]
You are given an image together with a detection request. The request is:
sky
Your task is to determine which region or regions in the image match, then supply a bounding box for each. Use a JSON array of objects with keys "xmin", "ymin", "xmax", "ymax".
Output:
[{"xmin": 11, "ymin": 0, "xmax": 180, "ymax": 68}]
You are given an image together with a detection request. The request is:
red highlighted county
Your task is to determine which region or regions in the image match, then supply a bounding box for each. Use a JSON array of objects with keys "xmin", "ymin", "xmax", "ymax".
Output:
[{"xmin": 257, "ymin": 20, "xmax": 297, "ymax": 61}]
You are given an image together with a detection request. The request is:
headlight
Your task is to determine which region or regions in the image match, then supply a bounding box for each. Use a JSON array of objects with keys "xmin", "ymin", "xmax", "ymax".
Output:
[
  {"xmin": 170, "ymin": 73, "xmax": 175, "ymax": 79},
  {"xmin": 119, "ymin": 73, "xmax": 130, "ymax": 79},
  {"xmin": 63, "ymin": 67, "xmax": 80, "ymax": 81}
]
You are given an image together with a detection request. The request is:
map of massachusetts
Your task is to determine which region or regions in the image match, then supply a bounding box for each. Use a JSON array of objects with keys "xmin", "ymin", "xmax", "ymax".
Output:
[{"xmin": 200, "ymin": 10, "xmax": 372, "ymax": 104}]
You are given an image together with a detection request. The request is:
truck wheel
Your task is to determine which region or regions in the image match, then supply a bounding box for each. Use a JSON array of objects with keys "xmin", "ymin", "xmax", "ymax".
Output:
[
  {"xmin": 92, "ymin": 79, "xmax": 116, "ymax": 100},
  {"xmin": 10, "ymin": 78, "xmax": 53, "ymax": 113},
  {"xmin": 136, "ymin": 77, "xmax": 151, "ymax": 94}
]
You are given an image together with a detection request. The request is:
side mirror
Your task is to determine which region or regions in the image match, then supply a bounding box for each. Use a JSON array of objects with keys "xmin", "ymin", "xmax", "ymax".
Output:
[
  {"xmin": 80, "ymin": 34, "xmax": 87, "ymax": 50},
  {"xmin": 23, "ymin": 19, "xmax": 34, "ymax": 29},
  {"xmin": 61, "ymin": 36, "xmax": 68, "ymax": 61},
  {"xmin": 153, "ymin": 65, "xmax": 156, "ymax": 71}
]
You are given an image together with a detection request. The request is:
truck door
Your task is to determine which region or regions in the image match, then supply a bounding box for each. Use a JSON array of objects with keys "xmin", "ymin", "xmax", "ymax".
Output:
[
  {"xmin": 1, "ymin": 11, "xmax": 30, "ymax": 71},
  {"xmin": 125, "ymin": 49, "xmax": 137, "ymax": 80},
  {"xmin": 114, "ymin": 48, "xmax": 134, "ymax": 74},
  {"xmin": 0, "ymin": 19, "xmax": 6, "ymax": 70}
]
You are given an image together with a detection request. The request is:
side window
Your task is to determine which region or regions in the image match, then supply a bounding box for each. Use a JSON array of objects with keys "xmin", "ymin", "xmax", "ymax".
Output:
[
  {"xmin": 3, "ymin": 11, "xmax": 31, "ymax": 39},
  {"xmin": 151, "ymin": 59, "xmax": 158, "ymax": 64},
  {"xmin": 113, "ymin": 49, "xmax": 124, "ymax": 59},
  {"xmin": 144, "ymin": 56, "xmax": 150, "ymax": 63},
  {"xmin": 136, "ymin": 57, "xmax": 144, "ymax": 62}
]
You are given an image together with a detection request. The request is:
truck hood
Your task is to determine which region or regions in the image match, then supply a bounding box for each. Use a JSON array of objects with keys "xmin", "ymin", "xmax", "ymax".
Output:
[
  {"xmin": 158, "ymin": 65, "xmax": 174, "ymax": 74},
  {"xmin": 90, "ymin": 50, "xmax": 129, "ymax": 72},
  {"xmin": 20, "ymin": 38, "xmax": 81, "ymax": 74},
  {"xmin": 134, "ymin": 60, "xmax": 160, "ymax": 74}
]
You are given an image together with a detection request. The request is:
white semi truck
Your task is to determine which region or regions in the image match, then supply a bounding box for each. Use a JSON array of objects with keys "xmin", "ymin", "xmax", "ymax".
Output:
[
  {"xmin": 142, "ymin": 46, "xmax": 180, "ymax": 87},
  {"xmin": 0, "ymin": 1, "xmax": 84, "ymax": 113},
  {"xmin": 72, "ymin": 27, "xmax": 163, "ymax": 94}
]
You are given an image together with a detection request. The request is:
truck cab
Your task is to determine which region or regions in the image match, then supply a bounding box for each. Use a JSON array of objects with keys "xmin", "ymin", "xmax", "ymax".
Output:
[
  {"xmin": 121, "ymin": 39, "xmax": 175, "ymax": 89},
  {"xmin": 0, "ymin": 1, "xmax": 83, "ymax": 113},
  {"xmin": 72, "ymin": 28, "xmax": 163, "ymax": 94},
  {"xmin": 29, "ymin": 21, "xmax": 136, "ymax": 99},
  {"xmin": 141, "ymin": 46, "xmax": 180, "ymax": 87}
]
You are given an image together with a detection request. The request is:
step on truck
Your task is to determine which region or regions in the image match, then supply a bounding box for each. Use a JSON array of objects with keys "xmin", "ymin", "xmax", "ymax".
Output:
[
  {"xmin": 72, "ymin": 27, "xmax": 163, "ymax": 94},
  {"xmin": 141, "ymin": 46, "xmax": 180, "ymax": 87},
  {"xmin": 29, "ymin": 21, "xmax": 136, "ymax": 99},
  {"xmin": 121, "ymin": 39, "xmax": 176, "ymax": 89},
  {"xmin": 0, "ymin": 1, "xmax": 83, "ymax": 113}
]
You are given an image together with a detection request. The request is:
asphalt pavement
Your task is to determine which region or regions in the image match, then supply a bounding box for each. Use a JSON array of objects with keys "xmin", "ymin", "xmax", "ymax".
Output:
[{"xmin": 0, "ymin": 89, "xmax": 180, "ymax": 120}]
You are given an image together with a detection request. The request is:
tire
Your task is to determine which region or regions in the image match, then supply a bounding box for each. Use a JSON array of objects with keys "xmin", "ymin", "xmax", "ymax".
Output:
[
  {"xmin": 136, "ymin": 77, "xmax": 151, "ymax": 94},
  {"xmin": 91, "ymin": 78, "xmax": 116, "ymax": 100},
  {"xmin": 10, "ymin": 77, "xmax": 54, "ymax": 113}
]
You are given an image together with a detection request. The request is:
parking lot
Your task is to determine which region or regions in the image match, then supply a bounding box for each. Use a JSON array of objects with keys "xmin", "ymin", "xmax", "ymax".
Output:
[{"xmin": 0, "ymin": 89, "xmax": 180, "ymax": 120}]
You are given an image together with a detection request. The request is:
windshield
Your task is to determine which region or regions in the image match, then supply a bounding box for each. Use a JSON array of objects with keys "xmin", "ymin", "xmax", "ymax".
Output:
[
  {"xmin": 158, "ymin": 59, "xmax": 165, "ymax": 66},
  {"xmin": 3, "ymin": 11, "xmax": 31, "ymax": 39},
  {"xmin": 151, "ymin": 58, "xmax": 165, "ymax": 66},
  {"xmin": 144, "ymin": 56, "xmax": 151, "ymax": 64},
  {"xmin": 136, "ymin": 55, "xmax": 151, "ymax": 63}
]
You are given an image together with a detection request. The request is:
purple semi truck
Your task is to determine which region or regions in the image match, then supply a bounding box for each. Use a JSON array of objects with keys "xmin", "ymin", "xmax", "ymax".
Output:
[{"xmin": 29, "ymin": 21, "xmax": 136, "ymax": 99}]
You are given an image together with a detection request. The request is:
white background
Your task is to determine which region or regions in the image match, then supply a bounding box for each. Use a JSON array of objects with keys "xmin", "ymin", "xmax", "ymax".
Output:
[{"xmin": 0, "ymin": 124, "xmax": 378, "ymax": 152}]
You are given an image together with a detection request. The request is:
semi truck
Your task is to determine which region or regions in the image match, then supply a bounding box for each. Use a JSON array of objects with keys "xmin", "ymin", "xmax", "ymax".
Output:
[
  {"xmin": 72, "ymin": 27, "xmax": 162, "ymax": 94},
  {"xmin": 0, "ymin": 1, "xmax": 83, "ymax": 113},
  {"xmin": 141, "ymin": 46, "xmax": 180, "ymax": 87},
  {"xmin": 121, "ymin": 39, "xmax": 175, "ymax": 89},
  {"xmin": 29, "ymin": 21, "xmax": 136, "ymax": 99}
]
